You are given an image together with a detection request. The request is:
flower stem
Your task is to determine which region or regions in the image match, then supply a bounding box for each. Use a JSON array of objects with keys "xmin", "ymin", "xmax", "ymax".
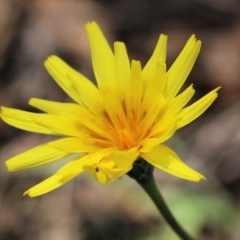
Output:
[{"xmin": 136, "ymin": 174, "xmax": 195, "ymax": 240}]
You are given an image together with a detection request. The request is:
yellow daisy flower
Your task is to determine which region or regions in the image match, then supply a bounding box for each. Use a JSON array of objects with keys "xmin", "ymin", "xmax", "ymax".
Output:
[{"xmin": 1, "ymin": 22, "xmax": 219, "ymax": 197}]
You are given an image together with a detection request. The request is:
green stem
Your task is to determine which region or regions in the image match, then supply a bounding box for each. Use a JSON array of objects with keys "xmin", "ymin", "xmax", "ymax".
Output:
[{"xmin": 136, "ymin": 174, "xmax": 195, "ymax": 240}]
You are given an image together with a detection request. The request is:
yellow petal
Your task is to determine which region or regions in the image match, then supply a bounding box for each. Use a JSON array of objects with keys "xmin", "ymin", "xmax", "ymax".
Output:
[
  {"xmin": 67, "ymin": 70, "xmax": 104, "ymax": 116},
  {"xmin": 138, "ymin": 96, "xmax": 165, "ymax": 140},
  {"xmin": 1, "ymin": 107, "xmax": 56, "ymax": 134},
  {"xmin": 68, "ymin": 105, "xmax": 114, "ymax": 140},
  {"xmin": 91, "ymin": 147, "xmax": 118, "ymax": 164},
  {"xmin": 100, "ymin": 165, "xmax": 131, "ymax": 183},
  {"xmin": 56, "ymin": 155, "xmax": 90, "ymax": 176},
  {"xmin": 29, "ymin": 98, "xmax": 77, "ymax": 117},
  {"xmin": 110, "ymin": 149, "xmax": 139, "ymax": 169},
  {"xmin": 83, "ymin": 162, "xmax": 107, "ymax": 183},
  {"xmin": 84, "ymin": 157, "xmax": 132, "ymax": 184},
  {"xmin": 149, "ymin": 117, "xmax": 176, "ymax": 137},
  {"xmin": 84, "ymin": 165, "xmax": 108, "ymax": 184},
  {"xmin": 84, "ymin": 148, "xmax": 138, "ymax": 184},
  {"xmin": 85, "ymin": 22, "xmax": 115, "ymax": 88},
  {"xmin": 143, "ymin": 34, "xmax": 167, "ymax": 80},
  {"xmin": 167, "ymin": 84, "xmax": 195, "ymax": 116},
  {"xmin": 24, "ymin": 175, "xmax": 63, "ymax": 197},
  {"xmin": 44, "ymin": 56, "xmax": 80, "ymax": 103},
  {"xmin": 177, "ymin": 87, "xmax": 220, "ymax": 128},
  {"xmin": 47, "ymin": 55, "xmax": 103, "ymax": 114},
  {"xmin": 99, "ymin": 87, "xmax": 129, "ymax": 130},
  {"xmin": 5, "ymin": 142, "xmax": 70, "ymax": 171},
  {"xmin": 142, "ymin": 62, "xmax": 166, "ymax": 109},
  {"xmin": 96, "ymin": 170, "xmax": 108, "ymax": 184},
  {"xmin": 24, "ymin": 155, "xmax": 90, "ymax": 197},
  {"xmin": 167, "ymin": 35, "xmax": 201, "ymax": 97},
  {"xmin": 31, "ymin": 114, "xmax": 83, "ymax": 137},
  {"xmin": 114, "ymin": 42, "xmax": 130, "ymax": 99},
  {"xmin": 129, "ymin": 60, "xmax": 143, "ymax": 118},
  {"xmin": 48, "ymin": 137, "xmax": 102, "ymax": 153},
  {"xmin": 141, "ymin": 145, "xmax": 205, "ymax": 181},
  {"xmin": 153, "ymin": 123, "xmax": 176, "ymax": 142},
  {"xmin": 103, "ymin": 167, "xmax": 130, "ymax": 182},
  {"xmin": 83, "ymin": 165, "xmax": 96, "ymax": 178},
  {"xmin": 140, "ymin": 138, "xmax": 163, "ymax": 153}
]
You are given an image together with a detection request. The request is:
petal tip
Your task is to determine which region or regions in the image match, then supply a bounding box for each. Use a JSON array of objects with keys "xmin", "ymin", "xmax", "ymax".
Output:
[
  {"xmin": 215, "ymin": 86, "xmax": 221, "ymax": 92},
  {"xmin": 5, "ymin": 161, "xmax": 13, "ymax": 172},
  {"xmin": 85, "ymin": 21, "xmax": 99, "ymax": 31},
  {"xmin": 44, "ymin": 55, "xmax": 60, "ymax": 67},
  {"xmin": 23, "ymin": 190, "xmax": 35, "ymax": 198},
  {"xmin": 197, "ymin": 174, "xmax": 206, "ymax": 182},
  {"xmin": 23, "ymin": 191, "xmax": 29, "ymax": 196}
]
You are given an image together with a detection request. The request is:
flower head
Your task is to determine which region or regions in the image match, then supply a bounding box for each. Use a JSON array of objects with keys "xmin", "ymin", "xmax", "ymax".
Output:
[{"xmin": 1, "ymin": 22, "xmax": 219, "ymax": 197}]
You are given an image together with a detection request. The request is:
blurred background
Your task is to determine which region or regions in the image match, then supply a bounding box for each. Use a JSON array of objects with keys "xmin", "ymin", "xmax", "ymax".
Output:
[{"xmin": 0, "ymin": 0, "xmax": 240, "ymax": 239}]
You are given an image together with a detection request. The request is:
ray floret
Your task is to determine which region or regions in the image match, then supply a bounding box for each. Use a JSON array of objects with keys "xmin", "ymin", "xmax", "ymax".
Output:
[{"xmin": 1, "ymin": 22, "xmax": 220, "ymax": 197}]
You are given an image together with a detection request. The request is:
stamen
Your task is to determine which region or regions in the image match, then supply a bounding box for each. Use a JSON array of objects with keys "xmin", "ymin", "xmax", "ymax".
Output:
[
  {"xmin": 121, "ymin": 129, "xmax": 135, "ymax": 149},
  {"xmin": 118, "ymin": 133, "xmax": 127, "ymax": 149},
  {"xmin": 102, "ymin": 119, "xmax": 115, "ymax": 132},
  {"xmin": 109, "ymin": 130, "xmax": 122, "ymax": 145},
  {"xmin": 142, "ymin": 110, "xmax": 147, "ymax": 119},
  {"xmin": 141, "ymin": 126, "xmax": 152, "ymax": 140},
  {"xmin": 116, "ymin": 113, "xmax": 125, "ymax": 129},
  {"xmin": 102, "ymin": 121, "xmax": 118, "ymax": 141},
  {"xmin": 122, "ymin": 100, "xmax": 127, "ymax": 116},
  {"xmin": 130, "ymin": 113, "xmax": 138, "ymax": 140},
  {"xmin": 102, "ymin": 119, "xmax": 123, "ymax": 147},
  {"xmin": 95, "ymin": 139, "xmax": 114, "ymax": 148},
  {"xmin": 103, "ymin": 110, "xmax": 111, "ymax": 122}
]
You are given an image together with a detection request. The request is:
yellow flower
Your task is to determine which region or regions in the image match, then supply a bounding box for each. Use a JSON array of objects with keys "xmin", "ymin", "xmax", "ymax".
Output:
[{"xmin": 1, "ymin": 22, "xmax": 219, "ymax": 197}]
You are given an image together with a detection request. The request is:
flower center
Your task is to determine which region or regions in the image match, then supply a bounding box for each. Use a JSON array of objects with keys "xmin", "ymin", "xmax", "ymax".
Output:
[{"xmin": 102, "ymin": 114, "xmax": 137, "ymax": 149}]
